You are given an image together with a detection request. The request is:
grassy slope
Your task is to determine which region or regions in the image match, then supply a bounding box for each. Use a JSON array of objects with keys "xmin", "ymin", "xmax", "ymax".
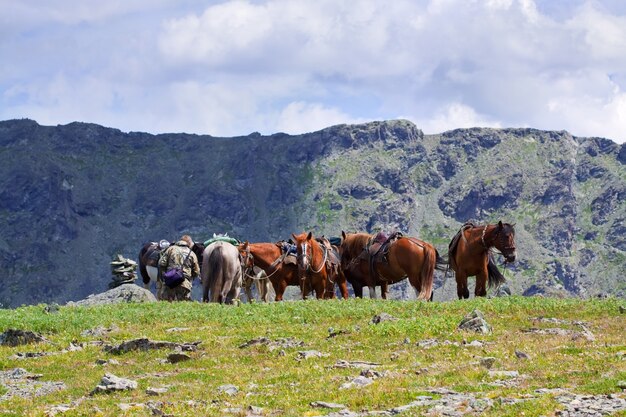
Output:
[{"xmin": 0, "ymin": 297, "xmax": 624, "ymax": 416}]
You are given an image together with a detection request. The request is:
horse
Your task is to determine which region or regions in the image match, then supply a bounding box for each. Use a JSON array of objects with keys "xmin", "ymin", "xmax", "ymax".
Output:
[
  {"xmin": 241, "ymin": 265, "xmax": 273, "ymax": 303},
  {"xmin": 292, "ymin": 232, "xmax": 349, "ymax": 299},
  {"xmin": 138, "ymin": 240, "xmax": 170, "ymax": 289},
  {"xmin": 339, "ymin": 231, "xmax": 444, "ymax": 301},
  {"xmin": 447, "ymin": 221, "xmax": 517, "ymax": 299},
  {"xmin": 139, "ymin": 239, "xmax": 205, "ymax": 290},
  {"xmin": 201, "ymin": 241, "xmax": 242, "ymax": 304},
  {"xmin": 238, "ymin": 241, "xmax": 300, "ymax": 301}
]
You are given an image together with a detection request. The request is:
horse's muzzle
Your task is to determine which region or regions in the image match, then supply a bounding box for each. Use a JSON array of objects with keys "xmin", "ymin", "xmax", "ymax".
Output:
[{"xmin": 504, "ymin": 250, "xmax": 516, "ymax": 263}]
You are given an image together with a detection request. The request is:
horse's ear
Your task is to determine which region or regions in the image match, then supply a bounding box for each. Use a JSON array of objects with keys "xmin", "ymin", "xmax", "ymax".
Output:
[
  {"xmin": 498, "ymin": 221, "xmax": 503, "ymax": 229},
  {"xmin": 291, "ymin": 233, "xmax": 297, "ymax": 241},
  {"xmin": 342, "ymin": 230, "xmax": 347, "ymax": 239},
  {"xmin": 307, "ymin": 231, "xmax": 312, "ymax": 240}
]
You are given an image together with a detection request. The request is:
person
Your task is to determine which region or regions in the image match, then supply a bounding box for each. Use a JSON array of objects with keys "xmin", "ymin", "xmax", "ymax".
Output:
[{"xmin": 157, "ymin": 235, "xmax": 200, "ymax": 301}]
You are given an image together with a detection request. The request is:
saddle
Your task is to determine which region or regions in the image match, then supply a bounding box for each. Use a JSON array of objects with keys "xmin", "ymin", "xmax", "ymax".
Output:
[
  {"xmin": 316, "ymin": 237, "xmax": 341, "ymax": 275},
  {"xmin": 271, "ymin": 240, "xmax": 297, "ymax": 266},
  {"xmin": 367, "ymin": 231, "xmax": 403, "ymax": 281}
]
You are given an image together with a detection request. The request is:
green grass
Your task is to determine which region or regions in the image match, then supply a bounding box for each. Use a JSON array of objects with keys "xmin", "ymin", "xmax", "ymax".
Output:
[{"xmin": 0, "ymin": 297, "xmax": 624, "ymax": 416}]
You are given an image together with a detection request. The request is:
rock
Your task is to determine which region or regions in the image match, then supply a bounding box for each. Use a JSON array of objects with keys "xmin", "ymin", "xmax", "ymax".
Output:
[
  {"xmin": 340, "ymin": 375, "xmax": 374, "ymax": 389},
  {"xmin": 370, "ymin": 313, "xmax": 398, "ymax": 324},
  {"xmin": 0, "ymin": 329, "xmax": 47, "ymax": 346},
  {"xmin": 296, "ymin": 350, "xmax": 327, "ymax": 360},
  {"xmin": 458, "ymin": 310, "xmax": 492, "ymax": 334},
  {"xmin": 217, "ymin": 384, "xmax": 239, "ymax": 396},
  {"xmin": 91, "ymin": 373, "xmax": 137, "ymax": 394},
  {"xmin": 619, "ymin": 306, "xmax": 626, "ymax": 314},
  {"xmin": 310, "ymin": 401, "xmax": 346, "ymax": 409},
  {"xmin": 146, "ymin": 387, "xmax": 169, "ymax": 395},
  {"xmin": 489, "ymin": 370, "xmax": 519, "ymax": 378},
  {"xmin": 480, "ymin": 357, "xmax": 497, "ymax": 369},
  {"xmin": 618, "ymin": 381, "xmax": 626, "ymax": 390},
  {"xmin": 515, "ymin": 350, "xmax": 530, "ymax": 360},
  {"xmin": 0, "ymin": 368, "xmax": 66, "ymax": 400},
  {"xmin": 68, "ymin": 284, "xmax": 156, "ymax": 306},
  {"xmin": 104, "ymin": 338, "xmax": 201, "ymax": 354},
  {"xmin": 167, "ymin": 353, "xmax": 191, "ymax": 363}
]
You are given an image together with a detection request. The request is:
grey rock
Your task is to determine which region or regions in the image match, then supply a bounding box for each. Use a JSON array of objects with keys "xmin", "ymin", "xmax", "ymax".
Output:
[
  {"xmin": 167, "ymin": 353, "xmax": 191, "ymax": 363},
  {"xmin": 458, "ymin": 310, "xmax": 492, "ymax": 334},
  {"xmin": 371, "ymin": 313, "xmax": 398, "ymax": 324},
  {"xmin": 91, "ymin": 373, "xmax": 137, "ymax": 394},
  {"xmin": 217, "ymin": 384, "xmax": 239, "ymax": 396},
  {"xmin": 68, "ymin": 284, "xmax": 156, "ymax": 306},
  {"xmin": 310, "ymin": 401, "xmax": 346, "ymax": 409},
  {"xmin": 515, "ymin": 350, "xmax": 530, "ymax": 359}
]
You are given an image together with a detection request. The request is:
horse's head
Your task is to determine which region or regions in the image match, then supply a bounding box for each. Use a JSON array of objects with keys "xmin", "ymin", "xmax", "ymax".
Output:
[
  {"xmin": 494, "ymin": 221, "xmax": 516, "ymax": 263},
  {"xmin": 238, "ymin": 241, "xmax": 254, "ymax": 270},
  {"xmin": 292, "ymin": 232, "xmax": 313, "ymax": 272}
]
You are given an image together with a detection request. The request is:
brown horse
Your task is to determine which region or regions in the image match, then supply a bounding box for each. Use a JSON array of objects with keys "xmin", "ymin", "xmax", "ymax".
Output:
[
  {"xmin": 339, "ymin": 232, "xmax": 444, "ymax": 300},
  {"xmin": 291, "ymin": 232, "xmax": 349, "ymax": 299},
  {"xmin": 238, "ymin": 241, "xmax": 300, "ymax": 301},
  {"xmin": 447, "ymin": 221, "xmax": 517, "ymax": 299}
]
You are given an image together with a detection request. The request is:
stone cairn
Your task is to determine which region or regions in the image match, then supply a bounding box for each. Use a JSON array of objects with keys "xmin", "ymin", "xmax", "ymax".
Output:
[{"xmin": 109, "ymin": 254, "xmax": 138, "ymax": 289}]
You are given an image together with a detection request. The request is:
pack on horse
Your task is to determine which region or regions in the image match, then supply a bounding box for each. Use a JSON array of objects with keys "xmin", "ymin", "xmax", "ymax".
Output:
[
  {"xmin": 139, "ymin": 239, "xmax": 205, "ymax": 290},
  {"xmin": 238, "ymin": 241, "xmax": 300, "ymax": 301},
  {"xmin": 138, "ymin": 240, "xmax": 171, "ymax": 289},
  {"xmin": 447, "ymin": 221, "xmax": 517, "ymax": 299},
  {"xmin": 339, "ymin": 231, "xmax": 445, "ymax": 300},
  {"xmin": 291, "ymin": 232, "xmax": 349, "ymax": 299},
  {"xmin": 201, "ymin": 241, "xmax": 242, "ymax": 304}
]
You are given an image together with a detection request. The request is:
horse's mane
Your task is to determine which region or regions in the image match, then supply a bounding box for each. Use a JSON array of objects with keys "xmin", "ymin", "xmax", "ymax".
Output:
[
  {"xmin": 447, "ymin": 222, "xmax": 476, "ymax": 271},
  {"xmin": 341, "ymin": 233, "xmax": 371, "ymax": 259}
]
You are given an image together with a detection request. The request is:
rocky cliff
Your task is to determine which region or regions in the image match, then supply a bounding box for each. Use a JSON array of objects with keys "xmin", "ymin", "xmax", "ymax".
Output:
[{"xmin": 0, "ymin": 119, "xmax": 624, "ymax": 307}]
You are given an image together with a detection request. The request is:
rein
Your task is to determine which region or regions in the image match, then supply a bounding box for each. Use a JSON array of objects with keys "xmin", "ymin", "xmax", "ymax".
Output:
[
  {"xmin": 241, "ymin": 246, "xmax": 285, "ymax": 280},
  {"xmin": 303, "ymin": 241, "xmax": 328, "ymax": 274}
]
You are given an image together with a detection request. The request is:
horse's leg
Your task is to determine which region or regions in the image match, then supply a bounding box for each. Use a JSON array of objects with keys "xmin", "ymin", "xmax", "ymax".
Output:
[
  {"xmin": 244, "ymin": 276, "xmax": 254, "ymax": 303},
  {"xmin": 380, "ymin": 283, "xmax": 389, "ymax": 299},
  {"xmin": 455, "ymin": 272, "xmax": 469, "ymax": 299},
  {"xmin": 353, "ymin": 284, "xmax": 364, "ymax": 298},
  {"xmin": 475, "ymin": 270, "xmax": 488, "ymax": 297},
  {"xmin": 274, "ymin": 279, "xmax": 287, "ymax": 302},
  {"xmin": 368, "ymin": 286, "xmax": 377, "ymax": 298}
]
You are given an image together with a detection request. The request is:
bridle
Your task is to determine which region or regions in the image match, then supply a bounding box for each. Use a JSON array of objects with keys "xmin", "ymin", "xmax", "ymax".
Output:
[
  {"xmin": 297, "ymin": 240, "xmax": 327, "ymax": 274},
  {"xmin": 481, "ymin": 224, "xmax": 516, "ymax": 261},
  {"xmin": 240, "ymin": 245, "xmax": 284, "ymax": 280}
]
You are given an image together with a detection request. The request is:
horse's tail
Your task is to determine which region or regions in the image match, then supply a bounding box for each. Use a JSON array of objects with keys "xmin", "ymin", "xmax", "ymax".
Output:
[
  {"xmin": 208, "ymin": 245, "xmax": 225, "ymax": 303},
  {"xmin": 417, "ymin": 245, "xmax": 437, "ymax": 301},
  {"xmin": 487, "ymin": 256, "xmax": 506, "ymax": 288},
  {"xmin": 138, "ymin": 245, "xmax": 151, "ymax": 287},
  {"xmin": 435, "ymin": 248, "xmax": 447, "ymax": 271}
]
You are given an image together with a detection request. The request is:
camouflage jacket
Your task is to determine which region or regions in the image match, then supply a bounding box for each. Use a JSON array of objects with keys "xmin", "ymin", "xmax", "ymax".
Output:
[{"xmin": 158, "ymin": 241, "xmax": 200, "ymax": 288}]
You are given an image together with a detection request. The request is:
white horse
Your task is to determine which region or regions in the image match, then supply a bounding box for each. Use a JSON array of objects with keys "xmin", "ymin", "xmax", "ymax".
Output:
[
  {"xmin": 201, "ymin": 241, "xmax": 242, "ymax": 304},
  {"xmin": 242, "ymin": 266, "xmax": 273, "ymax": 303}
]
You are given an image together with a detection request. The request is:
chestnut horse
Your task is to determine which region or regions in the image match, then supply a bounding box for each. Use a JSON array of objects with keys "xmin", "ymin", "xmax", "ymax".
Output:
[
  {"xmin": 447, "ymin": 221, "xmax": 517, "ymax": 299},
  {"xmin": 238, "ymin": 241, "xmax": 300, "ymax": 301},
  {"xmin": 339, "ymin": 232, "xmax": 444, "ymax": 300},
  {"xmin": 292, "ymin": 232, "xmax": 349, "ymax": 299}
]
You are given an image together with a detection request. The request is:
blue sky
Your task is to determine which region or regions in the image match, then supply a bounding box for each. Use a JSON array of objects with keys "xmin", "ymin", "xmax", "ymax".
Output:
[{"xmin": 2, "ymin": 0, "xmax": 625, "ymax": 143}]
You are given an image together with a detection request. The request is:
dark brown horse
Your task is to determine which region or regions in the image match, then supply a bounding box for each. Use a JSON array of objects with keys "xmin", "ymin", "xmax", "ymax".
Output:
[
  {"xmin": 238, "ymin": 241, "xmax": 300, "ymax": 301},
  {"xmin": 447, "ymin": 221, "xmax": 516, "ymax": 299},
  {"xmin": 291, "ymin": 232, "xmax": 349, "ymax": 299},
  {"xmin": 339, "ymin": 232, "xmax": 444, "ymax": 300},
  {"xmin": 139, "ymin": 240, "xmax": 205, "ymax": 289}
]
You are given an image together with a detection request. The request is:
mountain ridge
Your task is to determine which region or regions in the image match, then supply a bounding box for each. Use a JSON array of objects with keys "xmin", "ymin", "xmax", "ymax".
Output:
[{"xmin": 0, "ymin": 118, "xmax": 624, "ymax": 307}]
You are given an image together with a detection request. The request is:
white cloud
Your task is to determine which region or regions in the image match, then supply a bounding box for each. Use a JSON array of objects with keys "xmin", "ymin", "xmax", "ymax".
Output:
[
  {"xmin": 415, "ymin": 102, "xmax": 502, "ymax": 134},
  {"xmin": 1, "ymin": 0, "xmax": 626, "ymax": 142},
  {"xmin": 276, "ymin": 101, "xmax": 364, "ymax": 134}
]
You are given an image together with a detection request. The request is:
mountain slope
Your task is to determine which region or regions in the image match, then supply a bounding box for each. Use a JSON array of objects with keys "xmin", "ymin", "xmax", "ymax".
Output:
[{"xmin": 0, "ymin": 119, "xmax": 624, "ymax": 306}]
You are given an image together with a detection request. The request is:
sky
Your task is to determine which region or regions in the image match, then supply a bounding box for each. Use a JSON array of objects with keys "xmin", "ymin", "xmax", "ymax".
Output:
[{"xmin": 1, "ymin": 0, "xmax": 626, "ymax": 143}]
